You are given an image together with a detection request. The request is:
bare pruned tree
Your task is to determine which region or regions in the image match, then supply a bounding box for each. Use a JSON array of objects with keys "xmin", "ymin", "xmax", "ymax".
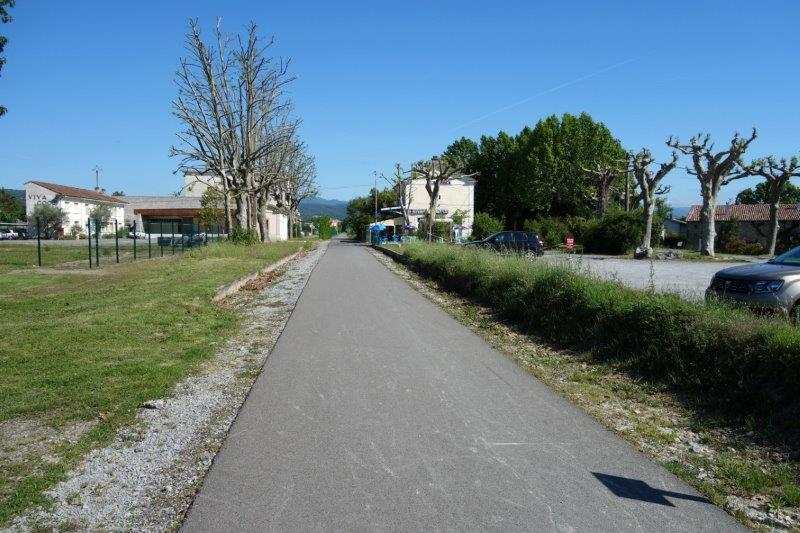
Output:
[
  {"xmin": 284, "ymin": 143, "xmax": 318, "ymax": 238},
  {"xmin": 170, "ymin": 19, "xmax": 297, "ymax": 238},
  {"xmin": 581, "ymin": 159, "xmax": 627, "ymax": 217},
  {"xmin": 746, "ymin": 155, "xmax": 800, "ymax": 255},
  {"xmin": 382, "ymin": 163, "xmax": 413, "ymax": 232},
  {"xmin": 411, "ymin": 155, "xmax": 464, "ymax": 241},
  {"xmin": 630, "ymin": 149, "xmax": 679, "ymax": 257},
  {"xmin": 667, "ymin": 128, "xmax": 758, "ymax": 256}
]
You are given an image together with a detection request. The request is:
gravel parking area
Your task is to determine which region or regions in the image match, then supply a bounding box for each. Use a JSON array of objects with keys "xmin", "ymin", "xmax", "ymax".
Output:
[{"xmin": 540, "ymin": 253, "xmax": 751, "ymax": 301}]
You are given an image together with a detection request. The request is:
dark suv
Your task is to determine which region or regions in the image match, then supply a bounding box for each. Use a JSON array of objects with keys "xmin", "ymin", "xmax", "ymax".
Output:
[{"xmin": 468, "ymin": 231, "xmax": 544, "ymax": 255}]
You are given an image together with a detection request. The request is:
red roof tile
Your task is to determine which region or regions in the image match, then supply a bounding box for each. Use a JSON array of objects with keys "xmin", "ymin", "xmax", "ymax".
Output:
[
  {"xmin": 685, "ymin": 204, "xmax": 800, "ymax": 222},
  {"xmin": 27, "ymin": 181, "xmax": 126, "ymax": 204}
]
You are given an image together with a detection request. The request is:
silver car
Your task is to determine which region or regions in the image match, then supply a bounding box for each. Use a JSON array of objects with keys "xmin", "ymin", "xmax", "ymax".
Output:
[{"xmin": 706, "ymin": 246, "xmax": 800, "ymax": 320}]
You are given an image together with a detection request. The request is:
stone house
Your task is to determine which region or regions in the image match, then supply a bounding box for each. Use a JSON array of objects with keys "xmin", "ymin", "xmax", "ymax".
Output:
[{"xmin": 685, "ymin": 204, "xmax": 800, "ymax": 250}]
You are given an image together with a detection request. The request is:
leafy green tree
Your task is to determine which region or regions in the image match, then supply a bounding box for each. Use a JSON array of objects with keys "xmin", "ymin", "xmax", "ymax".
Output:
[
  {"xmin": 735, "ymin": 180, "xmax": 800, "ymax": 205},
  {"xmin": 443, "ymin": 137, "xmax": 479, "ymax": 171},
  {"xmin": 28, "ymin": 203, "xmax": 68, "ymax": 239},
  {"xmin": 342, "ymin": 188, "xmax": 397, "ymax": 241},
  {"xmin": 312, "ymin": 215, "xmax": 334, "ymax": 240},
  {"xmin": 89, "ymin": 204, "xmax": 112, "ymax": 227},
  {"xmin": 467, "ymin": 113, "xmax": 626, "ymax": 229},
  {"xmin": 0, "ymin": 188, "xmax": 23, "ymax": 222},
  {"xmin": 0, "ymin": 0, "xmax": 14, "ymax": 117},
  {"xmin": 198, "ymin": 187, "xmax": 225, "ymax": 229}
]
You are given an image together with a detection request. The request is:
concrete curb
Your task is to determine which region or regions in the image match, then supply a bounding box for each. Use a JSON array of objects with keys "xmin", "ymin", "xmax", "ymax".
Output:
[
  {"xmin": 212, "ymin": 245, "xmax": 315, "ymax": 303},
  {"xmin": 371, "ymin": 244, "xmax": 407, "ymax": 263}
]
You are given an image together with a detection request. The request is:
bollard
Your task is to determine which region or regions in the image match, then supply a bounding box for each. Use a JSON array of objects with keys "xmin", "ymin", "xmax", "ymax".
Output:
[{"xmin": 36, "ymin": 217, "xmax": 42, "ymax": 267}]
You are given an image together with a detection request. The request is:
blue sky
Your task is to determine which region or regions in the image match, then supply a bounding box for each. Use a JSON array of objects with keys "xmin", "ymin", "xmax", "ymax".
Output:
[{"xmin": 0, "ymin": 1, "xmax": 798, "ymax": 205}]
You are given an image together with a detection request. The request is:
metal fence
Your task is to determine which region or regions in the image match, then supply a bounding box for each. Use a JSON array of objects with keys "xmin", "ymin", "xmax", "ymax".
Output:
[{"xmin": 26, "ymin": 217, "xmax": 227, "ymax": 269}]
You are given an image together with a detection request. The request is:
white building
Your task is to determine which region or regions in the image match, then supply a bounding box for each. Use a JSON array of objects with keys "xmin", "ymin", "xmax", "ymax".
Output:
[
  {"xmin": 181, "ymin": 171, "xmax": 289, "ymax": 241},
  {"xmin": 25, "ymin": 181, "xmax": 126, "ymax": 236},
  {"xmin": 381, "ymin": 175, "xmax": 476, "ymax": 239}
]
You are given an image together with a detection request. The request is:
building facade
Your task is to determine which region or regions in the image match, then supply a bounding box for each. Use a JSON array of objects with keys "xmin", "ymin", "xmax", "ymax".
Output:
[
  {"xmin": 685, "ymin": 203, "xmax": 800, "ymax": 250},
  {"xmin": 380, "ymin": 176, "xmax": 476, "ymax": 239},
  {"xmin": 120, "ymin": 172, "xmax": 289, "ymax": 240},
  {"xmin": 25, "ymin": 181, "xmax": 126, "ymax": 236}
]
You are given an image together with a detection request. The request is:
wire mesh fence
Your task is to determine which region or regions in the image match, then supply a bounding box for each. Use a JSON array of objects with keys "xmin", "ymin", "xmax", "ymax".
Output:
[{"xmin": 13, "ymin": 217, "xmax": 228, "ymax": 269}]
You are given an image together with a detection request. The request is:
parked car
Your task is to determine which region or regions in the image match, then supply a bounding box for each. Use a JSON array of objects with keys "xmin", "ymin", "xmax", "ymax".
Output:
[
  {"xmin": 466, "ymin": 231, "xmax": 544, "ymax": 255},
  {"xmin": 0, "ymin": 229, "xmax": 18, "ymax": 240},
  {"xmin": 706, "ymin": 245, "xmax": 800, "ymax": 321}
]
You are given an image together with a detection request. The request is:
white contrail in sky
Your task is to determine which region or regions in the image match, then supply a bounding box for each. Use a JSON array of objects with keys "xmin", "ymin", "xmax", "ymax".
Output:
[{"xmin": 450, "ymin": 57, "xmax": 638, "ymax": 132}]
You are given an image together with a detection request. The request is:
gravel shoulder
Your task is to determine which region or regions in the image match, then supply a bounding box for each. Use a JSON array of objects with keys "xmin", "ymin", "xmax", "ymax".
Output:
[
  {"xmin": 6, "ymin": 242, "xmax": 328, "ymax": 532},
  {"xmin": 540, "ymin": 253, "xmax": 749, "ymax": 300}
]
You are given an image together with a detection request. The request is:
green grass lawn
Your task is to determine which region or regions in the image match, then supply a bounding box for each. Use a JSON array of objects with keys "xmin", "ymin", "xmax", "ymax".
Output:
[
  {"xmin": 0, "ymin": 240, "xmax": 313, "ymax": 523},
  {"xmin": 0, "ymin": 242, "xmax": 140, "ymax": 273}
]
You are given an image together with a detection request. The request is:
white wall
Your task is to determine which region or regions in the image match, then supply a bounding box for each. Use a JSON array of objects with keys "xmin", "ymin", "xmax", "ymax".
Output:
[
  {"xmin": 25, "ymin": 183, "xmax": 125, "ymax": 236},
  {"xmin": 403, "ymin": 178, "xmax": 475, "ymax": 237}
]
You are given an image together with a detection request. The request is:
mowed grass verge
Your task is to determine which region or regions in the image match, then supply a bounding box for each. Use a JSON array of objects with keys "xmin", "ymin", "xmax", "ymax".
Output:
[{"xmin": 0, "ymin": 240, "xmax": 313, "ymax": 524}]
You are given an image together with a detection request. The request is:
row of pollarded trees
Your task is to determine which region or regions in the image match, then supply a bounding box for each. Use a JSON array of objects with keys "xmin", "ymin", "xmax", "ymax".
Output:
[
  {"xmin": 170, "ymin": 19, "xmax": 318, "ymax": 242},
  {"xmin": 623, "ymin": 129, "xmax": 800, "ymax": 257}
]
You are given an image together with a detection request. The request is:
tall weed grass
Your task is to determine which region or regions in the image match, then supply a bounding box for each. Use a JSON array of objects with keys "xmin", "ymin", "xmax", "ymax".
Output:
[{"xmin": 401, "ymin": 242, "xmax": 800, "ymax": 427}]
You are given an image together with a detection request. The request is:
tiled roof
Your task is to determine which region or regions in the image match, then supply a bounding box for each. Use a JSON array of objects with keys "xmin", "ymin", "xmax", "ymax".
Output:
[
  {"xmin": 685, "ymin": 203, "xmax": 800, "ymax": 222},
  {"xmin": 28, "ymin": 181, "xmax": 126, "ymax": 204}
]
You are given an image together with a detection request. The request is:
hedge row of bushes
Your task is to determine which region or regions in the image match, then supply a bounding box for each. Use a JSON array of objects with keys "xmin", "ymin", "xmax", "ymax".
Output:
[
  {"xmin": 473, "ymin": 209, "xmax": 660, "ymax": 255},
  {"xmin": 400, "ymin": 242, "xmax": 800, "ymax": 426}
]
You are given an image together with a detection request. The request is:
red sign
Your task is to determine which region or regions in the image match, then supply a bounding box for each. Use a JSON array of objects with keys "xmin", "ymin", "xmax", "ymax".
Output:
[{"xmin": 565, "ymin": 236, "xmax": 575, "ymax": 250}]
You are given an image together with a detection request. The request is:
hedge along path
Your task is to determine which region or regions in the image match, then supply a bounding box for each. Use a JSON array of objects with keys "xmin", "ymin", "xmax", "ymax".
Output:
[{"xmin": 396, "ymin": 242, "xmax": 800, "ymax": 439}]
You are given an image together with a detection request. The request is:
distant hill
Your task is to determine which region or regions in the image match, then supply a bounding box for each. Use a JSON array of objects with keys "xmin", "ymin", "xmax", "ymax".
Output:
[
  {"xmin": 2, "ymin": 188, "xmax": 25, "ymax": 205},
  {"xmin": 671, "ymin": 206, "xmax": 691, "ymax": 220},
  {"xmin": 299, "ymin": 197, "xmax": 348, "ymax": 219}
]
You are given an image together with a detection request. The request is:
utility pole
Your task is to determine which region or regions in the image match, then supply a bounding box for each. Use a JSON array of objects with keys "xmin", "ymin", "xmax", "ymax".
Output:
[
  {"xmin": 92, "ymin": 165, "xmax": 102, "ymax": 191},
  {"xmin": 625, "ymin": 168, "xmax": 630, "ymax": 212},
  {"xmin": 373, "ymin": 171, "xmax": 378, "ymax": 223}
]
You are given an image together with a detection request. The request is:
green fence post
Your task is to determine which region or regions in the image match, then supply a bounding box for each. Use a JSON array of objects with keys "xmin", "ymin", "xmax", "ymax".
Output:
[
  {"xmin": 114, "ymin": 220, "xmax": 120, "ymax": 263},
  {"xmin": 87, "ymin": 219, "xmax": 93, "ymax": 268},
  {"xmin": 148, "ymin": 226, "xmax": 152, "ymax": 259},
  {"xmin": 95, "ymin": 218, "xmax": 100, "ymax": 267},
  {"xmin": 171, "ymin": 221, "xmax": 175, "ymax": 255},
  {"xmin": 133, "ymin": 221, "xmax": 137, "ymax": 260},
  {"xmin": 36, "ymin": 217, "xmax": 42, "ymax": 267}
]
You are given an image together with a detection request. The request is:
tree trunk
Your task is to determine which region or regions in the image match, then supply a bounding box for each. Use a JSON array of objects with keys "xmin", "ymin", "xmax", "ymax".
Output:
[
  {"xmin": 257, "ymin": 193, "xmax": 271, "ymax": 242},
  {"xmin": 287, "ymin": 213, "xmax": 294, "ymax": 240},
  {"xmin": 235, "ymin": 194, "xmax": 248, "ymax": 230},
  {"xmin": 641, "ymin": 197, "xmax": 655, "ymax": 257},
  {"xmin": 699, "ymin": 192, "xmax": 716, "ymax": 256},
  {"xmin": 597, "ymin": 185, "xmax": 609, "ymax": 217},
  {"xmin": 427, "ymin": 199, "xmax": 436, "ymax": 242},
  {"xmin": 768, "ymin": 201, "xmax": 780, "ymax": 256}
]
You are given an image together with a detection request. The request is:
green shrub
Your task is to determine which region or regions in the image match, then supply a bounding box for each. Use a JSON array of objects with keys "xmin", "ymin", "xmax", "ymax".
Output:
[
  {"xmin": 416, "ymin": 220, "xmax": 452, "ymax": 241},
  {"xmin": 313, "ymin": 215, "xmax": 334, "ymax": 240},
  {"xmin": 400, "ymin": 242, "xmax": 800, "ymax": 428},
  {"xmin": 228, "ymin": 227, "xmax": 259, "ymax": 245},
  {"xmin": 523, "ymin": 218, "xmax": 568, "ymax": 247},
  {"xmin": 472, "ymin": 212, "xmax": 503, "ymax": 240},
  {"xmin": 584, "ymin": 209, "xmax": 644, "ymax": 254}
]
